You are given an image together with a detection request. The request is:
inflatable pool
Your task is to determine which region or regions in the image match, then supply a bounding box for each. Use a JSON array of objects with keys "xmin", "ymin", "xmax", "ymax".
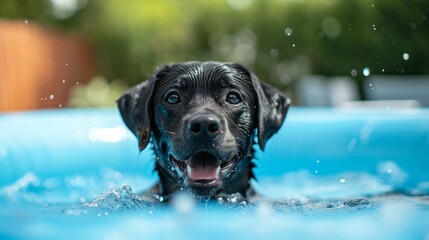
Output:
[{"xmin": 1, "ymin": 108, "xmax": 429, "ymax": 239}]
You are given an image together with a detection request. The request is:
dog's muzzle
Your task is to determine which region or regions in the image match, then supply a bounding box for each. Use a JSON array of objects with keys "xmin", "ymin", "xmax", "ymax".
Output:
[{"xmin": 167, "ymin": 113, "xmax": 238, "ymax": 193}]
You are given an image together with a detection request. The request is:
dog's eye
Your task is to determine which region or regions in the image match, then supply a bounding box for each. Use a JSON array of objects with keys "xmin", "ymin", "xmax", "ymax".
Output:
[
  {"xmin": 165, "ymin": 92, "xmax": 181, "ymax": 104},
  {"xmin": 226, "ymin": 93, "xmax": 242, "ymax": 105}
]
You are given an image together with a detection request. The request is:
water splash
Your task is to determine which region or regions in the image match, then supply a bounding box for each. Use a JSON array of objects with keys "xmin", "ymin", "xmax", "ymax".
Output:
[
  {"xmin": 270, "ymin": 198, "xmax": 374, "ymax": 214},
  {"xmin": 83, "ymin": 185, "xmax": 160, "ymax": 214},
  {"xmin": 216, "ymin": 192, "xmax": 245, "ymax": 204},
  {"xmin": 1, "ymin": 172, "xmax": 40, "ymax": 198}
]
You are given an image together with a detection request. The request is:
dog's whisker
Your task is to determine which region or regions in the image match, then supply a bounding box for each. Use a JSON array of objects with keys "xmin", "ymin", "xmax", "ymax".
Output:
[{"xmin": 168, "ymin": 131, "xmax": 175, "ymax": 135}]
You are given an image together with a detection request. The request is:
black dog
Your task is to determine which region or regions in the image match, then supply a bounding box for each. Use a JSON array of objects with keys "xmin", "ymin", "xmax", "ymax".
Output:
[{"xmin": 117, "ymin": 61, "xmax": 290, "ymax": 201}]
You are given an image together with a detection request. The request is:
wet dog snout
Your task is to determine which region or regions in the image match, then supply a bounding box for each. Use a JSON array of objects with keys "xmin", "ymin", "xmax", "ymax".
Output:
[{"xmin": 187, "ymin": 114, "xmax": 221, "ymax": 140}]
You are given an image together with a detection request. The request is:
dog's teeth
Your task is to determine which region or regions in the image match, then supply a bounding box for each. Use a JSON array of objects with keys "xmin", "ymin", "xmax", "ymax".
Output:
[
  {"xmin": 187, "ymin": 165, "xmax": 192, "ymax": 175},
  {"xmin": 216, "ymin": 166, "xmax": 220, "ymax": 176}
]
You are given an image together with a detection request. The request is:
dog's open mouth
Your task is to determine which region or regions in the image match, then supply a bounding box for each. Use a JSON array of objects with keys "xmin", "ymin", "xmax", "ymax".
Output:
[{"xmin": 170, "ymin": 151, "xmax": 234, "ymax": 188}]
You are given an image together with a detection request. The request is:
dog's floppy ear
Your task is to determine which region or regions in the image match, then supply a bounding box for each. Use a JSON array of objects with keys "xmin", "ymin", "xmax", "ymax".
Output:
[
  {"xmin": 228, "ymin": 63, "xmax": 291, "ymax": 151},
  {"xmin": 117, "ymin": 78, "xmax": 156, "ymax": 152},
  {"xmin": 253, "ymin": 78, "xmax": 290, "ymax": 151}
]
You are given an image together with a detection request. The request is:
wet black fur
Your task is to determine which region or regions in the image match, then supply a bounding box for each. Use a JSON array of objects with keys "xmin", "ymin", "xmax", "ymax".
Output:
[{"xmin": 117, "ymin": 61, "xmax": 290, "ymax": 201}]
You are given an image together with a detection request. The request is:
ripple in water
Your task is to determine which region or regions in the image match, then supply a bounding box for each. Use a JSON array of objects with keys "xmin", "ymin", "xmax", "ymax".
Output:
[{"xmin": 68, "ymin": 185, "xmax": 380, "ymax": 216}]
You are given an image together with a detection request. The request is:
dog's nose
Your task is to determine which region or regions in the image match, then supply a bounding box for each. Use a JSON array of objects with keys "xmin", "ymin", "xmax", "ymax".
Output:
[{"xmin": 188, "ymin": 114, "xmax": 221, "ymax": 139}]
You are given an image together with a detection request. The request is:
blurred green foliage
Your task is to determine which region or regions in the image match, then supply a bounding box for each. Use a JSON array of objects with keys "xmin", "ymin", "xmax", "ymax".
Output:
[
  {"xmin": 1, "ymin": 0, "xmax": 428, "ymax": 91},
  {"xmin": 68, "ymin": 76, "xmax": 128, "ymax": 107}
]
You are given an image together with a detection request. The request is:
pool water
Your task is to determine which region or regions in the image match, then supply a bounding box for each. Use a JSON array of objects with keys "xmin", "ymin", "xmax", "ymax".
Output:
[
  {"xmin": 1, "ymin": 108, "xmax": 429, "ymax": 239},
  {"xmin": 1, "ymin": 170, "xmax": 429, "ymax": 240}
]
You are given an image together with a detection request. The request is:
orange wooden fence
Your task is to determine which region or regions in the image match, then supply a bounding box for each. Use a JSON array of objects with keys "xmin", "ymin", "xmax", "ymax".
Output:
[{"xmin": 0, "ymin": 20, "xmax": 95, "ymax": 112}]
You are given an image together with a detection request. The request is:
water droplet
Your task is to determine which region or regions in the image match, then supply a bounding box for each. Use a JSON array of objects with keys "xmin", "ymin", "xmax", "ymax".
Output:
[
  {"xmin": 62, "ymin": 80, "xmax": 66, "ymax": 83},
  {"xmin": 350, "ymin": 69, "xmax": 357, "ymax": 77},
  {"xmin": 49, "ymin": 95, "xmax": 54, "ymax": 100},
  {"xmin": 386, "ymin": 106, "xmax": 390, "ymax": 109},
  {"xmin": 369, "ymin": 83, "xmax": 372, "ymax": 87},
  {"xmin": 316, "ymin": 160, "xmax": 320, "ymax": 164},
  {"xmin": 256, "ymin": 202, "xmax": 272, "ymax": 217},
  {"xmin": 371, "ymin": 4, "xmax": 374, "ymax": 7},
  {"xmin": 65, "ymin": 63, "xmax": 69, "ymax": 66},
  {"xmin": 76, "ymin": 82, "xmax": 79, "ymax": 85},
  {"xmin": 172, "ymin": 193, "xmax": 195, "ymax": 214},
  {"xmin": 363, "ymin": 67, "xmax": 371, "ymax": 76},
  {"xmin": 284, "ymin": 27, "xmax": 293, "ymax": 36},
  {"xmin": 149, "ymin": 210, "xmax": 153, "ymax": 214},
  {"xmin": 315, "ymin": 170, "xmax": 319, "ymax": 174},
  {"xmin": 59, "ymin": 104, "xmax": 62, "ymax": 108},
  {"xmin": 410, "ymin": 22, "xmax": 416, "ymax": 30},
  {"xmin": 382, "ymin": 68, "xmax": 385, "ymax": 72},
  {"xmin": 402, "ymin": 53, "xmax": 409, "ymax": 61},
  {"xmin": 339, "ymin": 177, "xmax": 346, "ymax": 183},
  {"xmin": 159, "ymin": 196, "xmax": 164, "ymax": 202},
  {"xmin": 347, "ymin": 138, "xmax": 357, "ymax": 151},
  {"xmin": 270, "ymin": 48, "xmax": 279, "ymax": 58},
  {"xmin": 292, "ymin": 43, "xmax": 296, "ymax": 47},
  {"xmin": 24, "ymin": 19, "xmax": 29, "ymax": 24}
]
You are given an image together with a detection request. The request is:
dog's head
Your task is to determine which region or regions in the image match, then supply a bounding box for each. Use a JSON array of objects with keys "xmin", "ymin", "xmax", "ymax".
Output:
[{"xmin": 117, "ymin": 61, "xmax": 290, "ymax": 197}]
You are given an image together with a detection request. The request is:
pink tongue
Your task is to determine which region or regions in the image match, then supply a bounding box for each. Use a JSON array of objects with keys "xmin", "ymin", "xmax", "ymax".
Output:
[{"xmin": 189, "ymin": 164, "xmax": 219, "ymax": 180}]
